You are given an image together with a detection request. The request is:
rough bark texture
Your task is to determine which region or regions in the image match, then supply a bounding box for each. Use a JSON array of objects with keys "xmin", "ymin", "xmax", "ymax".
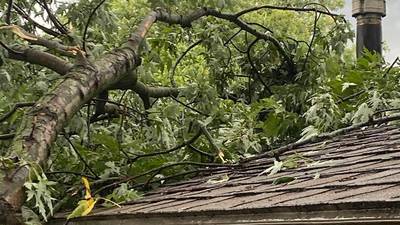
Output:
[
  {"xmin": 0, "ymin": 6, "xmax": 295, "ymax": 223},
  {"xmin": 0, "ymin": 11, "xmax": 158, "ymax": 223}
]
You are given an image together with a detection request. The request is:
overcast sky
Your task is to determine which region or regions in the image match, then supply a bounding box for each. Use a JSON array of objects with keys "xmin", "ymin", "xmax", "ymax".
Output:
[{"xmin": 341, "ymin": 0, "xmax": 400, "ymax": 62}]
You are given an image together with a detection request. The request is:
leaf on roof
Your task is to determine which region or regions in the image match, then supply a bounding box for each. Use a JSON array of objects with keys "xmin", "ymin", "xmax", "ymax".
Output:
[
  {"xmin": 67, "ymin": 177, "xmax": 97, "ymax": 220},
  {"xmin": 206, "ymin": 174, "xmax": 229, "ymax": 184},
  {"xmin": 272, "ymin": 176, "xmax": 295, "ymax": 185},
  {"xmin": 258, "ymin": 160, "xmax": 283, "ymax": 176}
]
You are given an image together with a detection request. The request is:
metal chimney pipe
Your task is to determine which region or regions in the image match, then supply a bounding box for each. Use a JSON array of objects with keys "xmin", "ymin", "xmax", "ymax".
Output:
[{"xmin": 352, "ymin": 0, "xmax": 386, "ymax": 58}]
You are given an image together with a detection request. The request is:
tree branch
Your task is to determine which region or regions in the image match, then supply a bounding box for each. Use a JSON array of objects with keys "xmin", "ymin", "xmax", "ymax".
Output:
[
  {"xmin": 7, "ymin": 45, "xmax": 73, "ymax": 75},
  {"xmin": 64, "ymin": 135, "xmax": 99, "ymax": 179},
  {"xmin": 83, "ymin": 0, "xmax": 107, "ymax": 52},
  {"xmin": 0, "ymin": 133, "xmax": 15, "ymax": 140},
  {"xmin": 94, "ymin": 161, "xmax": 239, "ymax": 195},
  {"xmin": 13, "ymin": 3, "xmax": 61, "ymax": 37},
  {"xmin": 0, "ymin": 10, "xmax": 158, "ymax": 218},
  {"xmin": 35, "ymin": 0, "xmax": 68, "ymax": 35},
  {"xmin": 235, "ymin": 4, "xmax": 341, "ymax": 18},
  {"xmin": 171, "ymin": 39, "xmax": 203, "ymax": 87},
  {"xmin": 128, "ymin": 131, "xmax": 202, "ymax": 163},
  {"xmin": 156, "ymin": 7, "xmax": 295, "ymax": 77},
  {"xmin": 5, "ymin": 0, "xmax": 13, "ymax": 25},
  {"xmin": 0, "ymin": 102, "xmax": 35, "ymax": 123}
]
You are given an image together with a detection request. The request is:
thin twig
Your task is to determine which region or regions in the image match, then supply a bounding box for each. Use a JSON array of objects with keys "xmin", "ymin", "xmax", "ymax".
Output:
[
  {"xmin": 0, "ymin": 133, "xmax": 15, "ymax": 140},
  {"xmin": 224, "ymin": 28, "xmax": 243, "ymax": 46},
  {"xmin": 171, "ymin": 39, "xmax": 203, "ymax": 87},
  {"xmin": 94, "ymin": 161, "xmax": 239, "ymax": 195},
  {"xmin": 246, "ymin": 38, "xmax": 273, "ymax": 95},
  {"xmin": 46, "ymin": 171, "xmax": 97, "ymax": 180},
  {"xmin": 83, "ymin": 0, "xmax": 107, "ymax": 52},
  {"xmin": 0, "ymin": 102, "xmax": 35, "ymax": 123},
  {"xmin": 36, "ymin": 0, "xmax": 68, "ymax": 34},
  {"xmin": 337, "ymin": 90, "xmax": 365, "ymax": 104},
  {"xmin": 170, "ymin": 96, "xmax": 209, "ymax": 116},
  {"xmin": 383, "ymin": 57, "xmax": 399, "ymax": 77},
  {"xmin": 128, "ymin": 131, "xmax": 202, "ymax": 163},
  {"xmin": 199, "ymin": 123, "xmax": 220, "ymax": 156},
  {"xmin": 302, "ymin": 10, "xmax": 321, "ymax": 71},
  {"xmin": 131, "ymin": 167, "xmax": 221, "ymax": 189},
  {"xmin": 64, "ymin": 135, "xmax": 99, "ymax": 179},
  {"xmin": 0, "ymin": 40, "xmax": 24, "ymax": 55},
  {"xmin": 188, "ymin": 144, "xmax": 215, "ymax": 159},
  {"xmin": 13, "ymin": 4, "xmax": 61, "ymax": 37},
  {"xmin": 5, "ymin": 0, "xmax": 13, "ymax": 24},
  {"xmin": 235, "ymin": 4, "xmax": 341, "ymax": 18}
]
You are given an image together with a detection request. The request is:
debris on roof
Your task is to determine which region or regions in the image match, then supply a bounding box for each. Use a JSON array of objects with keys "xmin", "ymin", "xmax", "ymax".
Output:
[{"xmin": 50, "ymin": 124, "xmax": 400, "ymax": 224}]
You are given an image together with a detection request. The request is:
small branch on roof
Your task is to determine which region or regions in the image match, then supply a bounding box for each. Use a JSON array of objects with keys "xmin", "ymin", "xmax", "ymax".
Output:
[
  {"xmin": 94, "ymin": 161, "xmax": 239, "ymax": 195},
  {"xmin": 132, "ymin": 167, "xmax": 223, "ymax": 189},
  {"xmin": 373, "ymin": 108, "xmax": 400, "ymax": 116},
  {"xmin": 199, "ymin": 123, "xmax": 225, "ymax": 160},
  {"xmin": 188, "ymin": 144, "xmax": 215, "ymax": 160},
  {"xmin": 128, "ymin": 131, "xmax": 202, "ymax": 163},
  {"xmin": 243, "ymin": 114, "xmax": 400, "ymax": 163}
]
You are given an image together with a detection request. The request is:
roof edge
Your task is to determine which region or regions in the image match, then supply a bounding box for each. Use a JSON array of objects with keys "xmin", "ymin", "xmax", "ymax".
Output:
[{"xmin": 49, "ymin": 201, "xmax": 400, "ymax": 225}]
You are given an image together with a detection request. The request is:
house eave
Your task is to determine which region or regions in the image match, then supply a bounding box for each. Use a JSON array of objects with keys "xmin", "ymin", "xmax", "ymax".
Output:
[{"xmin": 49, "ymin": 201, "xmax": 400, "ymax": 225}]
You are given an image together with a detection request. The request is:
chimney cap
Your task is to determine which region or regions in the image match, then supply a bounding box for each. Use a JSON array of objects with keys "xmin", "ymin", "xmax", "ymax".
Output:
[{"xmin": 352, "ymin": 0, "xmax": 386, "ymax": 17}]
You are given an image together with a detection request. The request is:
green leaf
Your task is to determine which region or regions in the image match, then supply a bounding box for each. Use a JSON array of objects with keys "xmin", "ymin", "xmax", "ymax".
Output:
[{"xmin": 272, "ymin": 176, "xmax": 295, "ymax": 185}]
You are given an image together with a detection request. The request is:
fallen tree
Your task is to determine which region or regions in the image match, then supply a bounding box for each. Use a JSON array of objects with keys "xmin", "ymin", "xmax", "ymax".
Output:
[{"xmin": 1, "ymin": 1, "xmax": 392, "ymax": 224}]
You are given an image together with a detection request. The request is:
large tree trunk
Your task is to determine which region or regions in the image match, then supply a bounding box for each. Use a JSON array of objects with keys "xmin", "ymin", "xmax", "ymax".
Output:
[
  {"xmin": 0, "ymin": 6, "xmax": 293, "ymax": 223},
  {"xmin": 0, "ymin": 11, "xmax": 158, "ymax": 224}
]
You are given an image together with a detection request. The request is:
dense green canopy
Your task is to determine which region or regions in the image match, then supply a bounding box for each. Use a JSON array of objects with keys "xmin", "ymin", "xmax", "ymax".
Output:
[{"xmin": 0, "ymin": 0, "xmax": 399, "ymax": 224}]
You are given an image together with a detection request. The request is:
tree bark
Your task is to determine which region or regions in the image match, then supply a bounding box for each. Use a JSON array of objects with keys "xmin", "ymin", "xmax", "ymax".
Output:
[
  {"xmin": 0, "ymin": 6, "xmax": 294, "ymax": 221},
  {"xmin": 0, "ymin": 11, "xmax": 158, "ymax": 222}
]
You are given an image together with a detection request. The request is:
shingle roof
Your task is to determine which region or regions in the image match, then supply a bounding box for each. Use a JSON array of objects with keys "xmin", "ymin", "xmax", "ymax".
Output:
[{"xmin": 50, "ymin": 124, "xmax": 400, "ymax": 224}]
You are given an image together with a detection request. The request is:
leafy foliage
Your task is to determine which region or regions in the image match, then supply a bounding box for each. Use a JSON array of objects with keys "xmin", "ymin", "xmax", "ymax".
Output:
[{"xmin": 1, "ymin": 0, "xmax": 399, "ymax": 223}]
